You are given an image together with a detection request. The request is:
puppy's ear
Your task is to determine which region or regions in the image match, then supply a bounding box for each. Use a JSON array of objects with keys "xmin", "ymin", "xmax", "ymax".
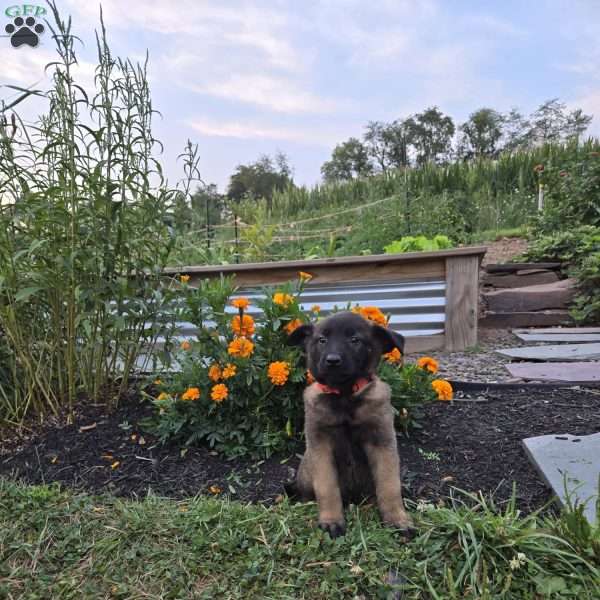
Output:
[
  {"xmin": 371, "ymin": 324, "xmax": 405, "ymax": 354},
  {"xmin": 286, "ymin": 323, "xmax": 314, "ymax": 348}
]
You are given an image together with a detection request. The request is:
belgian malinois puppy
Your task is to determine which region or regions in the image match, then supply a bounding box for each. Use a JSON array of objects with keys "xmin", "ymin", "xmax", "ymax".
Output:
[{"xmin": 287, "ymin": 311, "xmax": 414, "ymax": 538}]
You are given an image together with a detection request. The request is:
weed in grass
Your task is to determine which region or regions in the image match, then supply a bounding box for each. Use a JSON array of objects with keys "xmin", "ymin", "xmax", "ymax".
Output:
[{"xmin": 418, "ymin": 448, "xmax": 441, "ymax": 462}]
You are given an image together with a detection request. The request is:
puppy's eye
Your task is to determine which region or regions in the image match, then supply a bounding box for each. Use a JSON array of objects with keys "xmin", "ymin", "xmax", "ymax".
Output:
[
  {"xmin": 351, "ymin": 336, "xmax": 360, "ymax": 344},
  {"xmin": 318, "ymin": 336, "xmax": 327, "ymax": 344}
]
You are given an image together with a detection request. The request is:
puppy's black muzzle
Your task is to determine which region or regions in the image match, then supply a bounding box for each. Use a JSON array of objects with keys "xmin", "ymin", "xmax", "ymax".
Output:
[{"xmin": 325, "ymin": 353, "xmax": 342, "ymax": 367}]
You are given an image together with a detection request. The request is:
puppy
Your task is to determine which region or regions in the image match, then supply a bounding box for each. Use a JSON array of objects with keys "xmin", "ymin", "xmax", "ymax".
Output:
[{"xmin": 287, "ymin": 311, "xmax": 414, "ymax": 538}]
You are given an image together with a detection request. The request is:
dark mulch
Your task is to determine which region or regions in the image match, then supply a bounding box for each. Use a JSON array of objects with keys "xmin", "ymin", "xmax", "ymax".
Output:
[{"xmin": 1, "ymin": 387, "xmax": 599, "ymax": 513}]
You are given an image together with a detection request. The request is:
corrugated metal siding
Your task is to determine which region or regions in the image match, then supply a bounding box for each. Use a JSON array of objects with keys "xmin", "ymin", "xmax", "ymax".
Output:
[
  {"xmin": 187, "ymin": 277, "xmax": 446, "ymax": 337},
  {"xmin": 239, "ymin": 278, "xmax": 444, "ymax": 336},
  {"xmin": 133, "ymin": 276, "xmax": 445, "ymax": 372}
]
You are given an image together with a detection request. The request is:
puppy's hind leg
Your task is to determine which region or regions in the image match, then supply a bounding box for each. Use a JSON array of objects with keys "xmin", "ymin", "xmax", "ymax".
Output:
[{"xmin": 284, "ymin": 455, "xmax": 315, "ymax": 501}]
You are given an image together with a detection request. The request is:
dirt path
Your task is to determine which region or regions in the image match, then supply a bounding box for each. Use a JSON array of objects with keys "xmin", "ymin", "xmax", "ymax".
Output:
[{"xmin": 480, "ymin": 237, "xmax": 528, "ymax": 266}]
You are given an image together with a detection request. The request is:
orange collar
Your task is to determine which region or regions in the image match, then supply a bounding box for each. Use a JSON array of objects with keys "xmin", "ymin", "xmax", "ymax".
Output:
[{"xmin": 315, "ymin": 376, "xmax": 372, "ymax": 396}]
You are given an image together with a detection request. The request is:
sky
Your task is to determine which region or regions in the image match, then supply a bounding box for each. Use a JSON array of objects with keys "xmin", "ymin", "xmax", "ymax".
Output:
[{"xmin": 1, "ymin": 0, "xmax": 600, "ymax": 192}]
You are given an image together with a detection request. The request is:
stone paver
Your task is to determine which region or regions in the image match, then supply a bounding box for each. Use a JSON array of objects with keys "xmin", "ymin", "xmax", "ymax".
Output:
[
  {"xmin": 522, "ymin": 432, "xmax": 600, "ymax": 525},
  {"xmin": 506, "ymin": 361, "xmax": 600, "ymax": 382},
  {"xmin": 514, "ymin": 333, "xmax": 600, "ymax": 343},
  {"xmin": 496, "ymin": 343, "xmax": 600, "ymax": 362}
]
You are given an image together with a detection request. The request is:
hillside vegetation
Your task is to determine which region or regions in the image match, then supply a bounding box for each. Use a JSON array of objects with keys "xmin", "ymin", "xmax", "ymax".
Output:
[{"xmin": 170, "ymin": 139, "xmax": 600, "ymax": 264}]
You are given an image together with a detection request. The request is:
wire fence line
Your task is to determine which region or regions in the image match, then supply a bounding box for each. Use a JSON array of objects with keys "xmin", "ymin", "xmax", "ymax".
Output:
[{"xmin": 182, "ymin": 193, "xmax": 400, "ymax": 235}]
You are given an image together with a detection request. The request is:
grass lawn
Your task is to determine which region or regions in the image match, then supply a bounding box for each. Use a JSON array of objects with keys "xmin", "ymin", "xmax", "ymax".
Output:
[{"xmin": 1, "ymin": 480, "xmax": 598, "ymax": 599}]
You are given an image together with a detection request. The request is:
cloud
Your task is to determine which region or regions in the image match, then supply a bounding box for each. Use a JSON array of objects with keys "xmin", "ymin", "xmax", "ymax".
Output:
[
  {"xmin": 65, "ymin": 0, "xmax": 303, "ymax": 72},
  {"xmin": 461, "ymin": 15, "xmax": 526, "ymax": 38},
  {"xmin": 0, "ymin": 47, "xmax": 96, "ymax": 101},
  {"xmin": 61, "ymin": 0, "xmax": 340, "ymax": 115},
  {"xmin": 0, "ymin": 48, "xmax": 53, "ymax": 86},
  {"xmin": 186, "ymin": 74, "xmax": 340, "ymax": 114},
  {"xmin": 187, "ymin": 116, "xmax": 341, "ymax": 146}
]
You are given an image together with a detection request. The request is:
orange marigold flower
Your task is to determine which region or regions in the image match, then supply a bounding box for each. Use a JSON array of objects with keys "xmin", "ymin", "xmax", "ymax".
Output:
[
  {"xmin": 181, "ymin": 387, "xmax": 201, "ymax": 401},
  {"xmin": 231, "ymin": 314, "xmax": 255, "ymax": 337},
  {"xmin": 231, "ymin": 297, "xmax": 250, "ymax": 310},
  {"xmin": 306, "ymin": 370, "xmax": 315, "ymax": 384},
  {"xmin": 432, "ymin": 379, "xmax": 453, "ymax": 401},
  {"xmin": 299, "ymin": 271, "xmax": 313, "ymax": 281},
  {"xmin": 211, "ymin": 383, "xmax": 228, "ymax": 403},
  {"xmin": 311, "ymin": 305, "xmax": 321, "ymax": 313},
  {"xmin": 268, "ymin": 361, "xmax": 290, "ymax": 386},
  {"xmin": 208, "ymin": 364, "xmax": 222, "ymax": 382},
  {"xmin": 222, "ymin": 363, "xmax": 237, "ymax": 379},
  {"xmin": 417, "ymin": 356, "xmax": 439, "ymax": 374},
  {"xmin": 180, "ymin": 340, "xmax": 192, "ymax": 351},
  {"xmin": 384, "ymin": 348, "xmax": 403, "ymax": 364},
  {"xmin": 353, "ymin": 305, "xmax": 387, "ymax": 327},
  {"xmin": 273, "ymin": 292, "xmax": 294, "ymax": 307},
  {"xmin": 157, "ymin": 392, "xmax": 170, "ymax": 401},
  {"xmin": 227, "ymin": 337, "xmax": 254, "ymax": 358},
  {"xmin": 285, "ymin": 318, "xmax": 303, "ymax": 335},
  {"xmin": 180, "ymin": 274, "xmax": 190, "ymax": 284},
  {"xmin": 208, "ymin": 484, "xmax": 222, "ymax": 495}
]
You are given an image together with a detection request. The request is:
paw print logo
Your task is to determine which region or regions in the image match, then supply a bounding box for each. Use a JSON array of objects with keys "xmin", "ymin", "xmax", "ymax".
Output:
[{"xmin": 5, "ymin": 16, "xmax": 45, "ymax": 48}]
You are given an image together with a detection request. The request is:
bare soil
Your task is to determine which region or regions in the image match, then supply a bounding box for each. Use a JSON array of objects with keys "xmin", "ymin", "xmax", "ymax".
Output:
[
  {"xmin": 480, "ymin": 237, "xmax": 529, "ymax": 266},
  {"xmin": 2, "ymin": 384, "xmax": 598, "ymax": 514}
]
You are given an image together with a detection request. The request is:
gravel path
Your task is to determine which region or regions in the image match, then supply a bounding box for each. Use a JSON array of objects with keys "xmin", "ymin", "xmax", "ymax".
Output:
[{"xmin": 409, "ymin": 329, "xmax": 528, "ymax": 384}]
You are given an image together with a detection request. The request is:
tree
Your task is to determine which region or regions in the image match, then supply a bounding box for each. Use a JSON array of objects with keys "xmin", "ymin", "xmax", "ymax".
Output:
[
  {"xmin": 404, "ymin": 107, "xmax": 455, "ymax": 165},
  {"xmin": 565, "ymin": 108, "xmax": 593, "ymax": 142},
  {"xmin": 363, "ymin": 120, "xmax": 410, "ymax": 172},
  {"xmin": 227, "ymin": 153, "xmax": 293, "ymax": 210},
  {"xmin": 501, "ymin": 108, "xmax": 530, "ymax": 153},
  {"xmin": 526, "ymin": 99, "xmax": 592, "ymax": 145},
  {"xmin": 190, "ymin": 183, "xmax": 224, "ymax": 229},
  {"xmin": 321, "ymin": 138, "xmax": 373, "ymax": 182},
  {"xmin": 458, "ymin": 108, "xmax": 504, "ymax": 159}
]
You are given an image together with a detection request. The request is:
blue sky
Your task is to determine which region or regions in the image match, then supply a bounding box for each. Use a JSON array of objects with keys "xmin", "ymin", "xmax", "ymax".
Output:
[{"xmin": 1, "ymin": 1, "xmax": 600, "ymax": 191}]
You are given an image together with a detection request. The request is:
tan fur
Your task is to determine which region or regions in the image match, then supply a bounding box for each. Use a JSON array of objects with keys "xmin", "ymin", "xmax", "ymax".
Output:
[{"xmin": 296, "ymin": 376, "xmax": 413, "ymax": 533}]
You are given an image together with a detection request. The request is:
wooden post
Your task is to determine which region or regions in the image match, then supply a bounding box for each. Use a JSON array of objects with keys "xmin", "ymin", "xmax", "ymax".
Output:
[
  {"xmin": 538, "ymin": 183, "xmax": 544, "ymax": 212},
  {"xmin": 445, "ymin": 255, "xmax": 480, "ymax": 351}
]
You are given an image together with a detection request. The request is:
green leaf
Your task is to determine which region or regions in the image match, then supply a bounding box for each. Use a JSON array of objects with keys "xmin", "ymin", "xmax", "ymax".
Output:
[{"xmin": 14, "ymin": 286, "xmax": 42, "ymax": 302}]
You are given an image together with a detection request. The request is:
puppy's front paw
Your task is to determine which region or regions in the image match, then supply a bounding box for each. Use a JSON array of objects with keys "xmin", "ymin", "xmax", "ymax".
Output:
[
  {"xmin": 318, "ymin": 519, "xmax": 346, "ymax": 538},
  {"xmin": 382, "ymin": 510, "xmax": 415, "ymax": 537}
]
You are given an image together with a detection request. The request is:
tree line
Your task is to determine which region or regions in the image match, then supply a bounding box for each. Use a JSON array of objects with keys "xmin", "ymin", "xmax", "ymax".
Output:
[
  {"xmin": 321, "ymin": 98, "xmax": 592, "ymax": 182},
  {"xmin": 172, "ymin": 97, "xmax": 592, "ymax": 232}
]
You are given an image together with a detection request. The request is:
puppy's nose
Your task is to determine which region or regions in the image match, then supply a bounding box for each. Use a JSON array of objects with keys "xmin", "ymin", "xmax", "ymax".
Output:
[{"xmin": 325, "ymin": 353, "xmax": 342, "ymax": 367}]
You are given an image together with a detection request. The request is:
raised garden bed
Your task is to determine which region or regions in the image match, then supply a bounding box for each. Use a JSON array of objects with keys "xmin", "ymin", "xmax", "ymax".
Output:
[{"xmin": 164, "ymin": 246, "xmax": 486, "ymax": 352}]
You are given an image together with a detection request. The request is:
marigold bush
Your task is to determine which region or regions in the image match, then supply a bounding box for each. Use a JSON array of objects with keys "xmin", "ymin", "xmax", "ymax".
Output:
[{"xmin": 146, "ymin": 278, "xmax": 448, "ymax": 457}]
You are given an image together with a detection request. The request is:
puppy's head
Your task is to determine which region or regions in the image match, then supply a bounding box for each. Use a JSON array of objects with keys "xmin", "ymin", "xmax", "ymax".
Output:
[{"xmin": 287, "ymin": 311, "xmax": 404, "ymax": 388}]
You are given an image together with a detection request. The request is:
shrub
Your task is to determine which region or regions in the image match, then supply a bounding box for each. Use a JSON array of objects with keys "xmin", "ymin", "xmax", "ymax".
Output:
[
  {"xmin": 522, "ymin": 226, "xmax": 600, "ymax": 264},
  {"xmin": 571, "ymin": 253, "xmax": 600, "ymax": 323},
  {"xmin": 521, "ymin": 226, "xmax": 600, "ymax": 323},
  {"xmin": 145, "ymin": 277, "xmax": 447, "ymax": 457},
  {"xmin": 146, "ymin": 276, "xmax": 308, "ymax": 457},
  {"xmin": 534, "ymin": 149, "xmax": 600, "ymax": 232}
]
